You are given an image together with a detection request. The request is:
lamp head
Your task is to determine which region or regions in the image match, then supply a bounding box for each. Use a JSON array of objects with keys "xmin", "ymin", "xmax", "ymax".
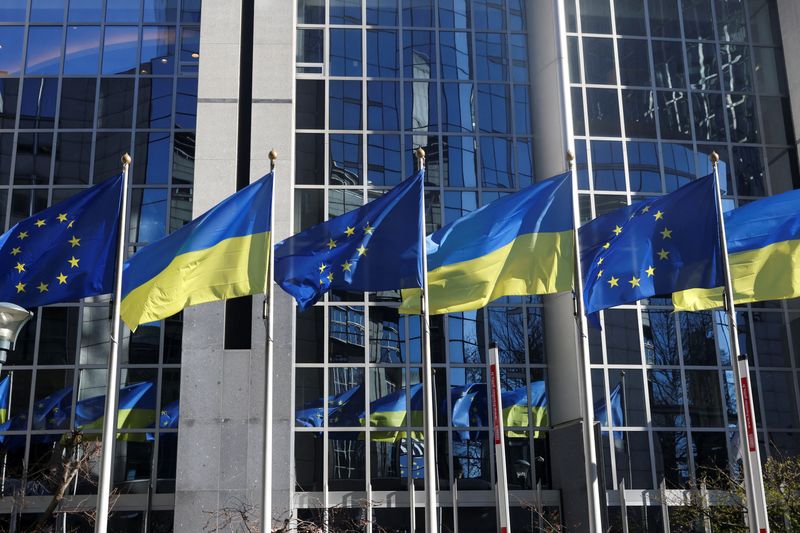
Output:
[{"xmin": 0, "ymin": 303, "xmax": 33, "ymax": 362}]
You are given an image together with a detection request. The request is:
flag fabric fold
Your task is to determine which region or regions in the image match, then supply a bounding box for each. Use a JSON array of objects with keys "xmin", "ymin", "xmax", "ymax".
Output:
[
  {"xmin": 121, "ymin": 173, "xmax": 274, "ymax": 330},
  {"xmin": 580, "ymin": 174, "xmax": 724, "ymax": 314},
  {"xmin": 0, "ymin": 376, "xmax": 8, "ymax": 424},
  {"xmin": 400, "ymin": 173, "xmax": 573, "ymax": 315},
  {"xmin": 673, "ymin": 188, "xmax": 800, "ymax": 311},
  {"xmin": 275, "ymin": 171, "xmax": 424, "ymax": 311},
  {"xmin": 74, "ymin": 381, "xmax": 155, "ymax": 440},
  {"xmin": 0, "ymin": 174, "xmax": 124, "ymax": 308},
  {"xmin": 594, "ymin": 383, "xmax": 624, "ymax": 440}
]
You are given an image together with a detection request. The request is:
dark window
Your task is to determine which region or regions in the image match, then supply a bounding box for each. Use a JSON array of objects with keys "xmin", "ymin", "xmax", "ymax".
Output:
[{"xmin": 98, "ymin": 78, "xmax": 135, "ymax": 129}]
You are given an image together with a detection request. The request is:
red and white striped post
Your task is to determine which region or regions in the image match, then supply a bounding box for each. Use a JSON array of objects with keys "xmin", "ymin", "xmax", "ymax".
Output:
[{"xmin": 489, "ymin": 343, "xmax": 511, "ymax": 533}]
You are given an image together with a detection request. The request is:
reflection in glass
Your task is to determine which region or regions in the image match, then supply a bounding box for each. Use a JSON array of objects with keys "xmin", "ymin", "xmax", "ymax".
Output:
[
  {"xmin": 692, "ymin": 92, "xmax": 726, "ymax": 141},
  {"xmin": 691, "ymin": 432, "xmax": 728, "ymax": 485},
  {"xmin": 474, "ymin": 0, "xmax": 506, "ymax": 31},
  {"xmin": 452, "ymin": 435, "xmax": 491, "ymax": 489},
  {"xmin": 65, "ymin": 26, "xmax": 101, "ymax": 75},
  {"xmin": 103, "ymin": 26, "xmax": 139, "ymax": 75},
  {"xmin": 682, "ymin": 0, "xmax": 714, "ymax": 39},
  {"xmin": 404, "ymin": 30, "xmax": 436, "ymax": 79},
  {"xmin": 133, "ymin": 132, "xmax": 171, "ymax": 185},
  {"xmin": 442, "ymin": 136, "xmax": 477, "ymax": 187},
  {"xmin": 716, "ymin": 0, "xmax": 748, "ymax": 41},
  {"xmin": 475, "ymin": 33, "xmax": 507, "ymax": 82},
  {"xmin": 175, "ymin": 78, "xmax": 198, "ymax": 130},
  {"xmin": 726, "ymin": 93, "xmax": 759, "ymax": 144},
  {"xmin": 439, "ymin": 0, "xmax": 470, "ymax": 29},
  {"xmin": 129, "ymin": 188, "xmax": 168, "ymax": 244},
  {"xmin": 403, "ymin": 0, "xmax": 434, "ymax": 27},
  {"xmin": 591, "ymin": 141, "xmax": 625, "ymax": 192},
  {"xmin": 661, "ymin": 143, "xmax": 696, "ymax": 190},
  {"xmin": 329, "ymin": 307, "xmax": 366, "ymax": 363},
  {"xmin": 478, "ymin": 84, "xmax": 509, "ymax": 133},
  {"xmin": 615, "ymin": 0, "xmax": 646, "ymax": 36},
  {"xmin": 652, "ymin": 40, "xmax": 685, "ymax": 89},
  {"xmin": 720, "ymin": 43, "xmax": 752, "ymax": 92},
  {"xmin": 0, "ymin": 1, "xmax": 27, "ymax": 22},
  {"xmin": 440, "ymin": 32, "xmax": 472, "ymax": 80},
  {"xmin": 583, "ymin": 38, "xmax": 616, "ymax": 85},
  {"xmin": 686, "ymin": 42, "xmax": 719, "ymax": 90},
  {"xmin": 297, "ymin": 29, "xmax": 323, "ymax": 65},
  {"xmin": 648, "ymin": 0, "xmax": 681, "ymax": 38},
  {"xmin": 330, "ymin": 80, "xmax": 362, "ymax": 130},
  {"xmin": 444, "ymin": 191, "xmax": 478, "ymax": 225},
  {"xmin": 732, "ymin": 146, "xmax": 765, "ymax": 197},
  {"xmin": 680, "ymin": 312, "xmax": 717, "ymax": 365},
  {"xmin": 367, "ymin": 134, "xmax": 402, "ymax": 186},
  {"xmin": 20, "ymin": 78, "xmax": 58, "ymax": 129},
  {"xmin": 759, "ymin": 96, "xmax": 793, "ymax": 146},
  {"xmin": 367, "ymin": 0, "xmax": 398, "ymax": 25},
  {"xmin": 441, "ymin": 83, "xmax": 474, "ymax": 132},
  {"xmin": 330, "ymin": 0, "xmax": 361, "ymax": 24},
  {"xmin": 489, "ymin": 307, "xmax": 525, "ymax": 364},
  {"xmin": 54, "ymin": 132, "xmax": 92, "ymax": 185},
  {"xmin": 516, "ymin": 140, "xmax": 534, "ymax": 188},
  {"xmin": 59, "ymin": 78, "xmax": 96, "ymax": 129},
  {"xmin": 14, "ymin": 132, "xmax": 53, "ymax": 185},
  {"xmin": 448, "ymin": 312, "xmax": 482, "ymax": 364},
  {"xmin": 141, "ymin": 27, "xmax": 176, "ymax": 75},
  {"xmin": 404, "ymin": 82, "xmax": 437, "ymax": 131},
  {"xmin": 329, "ymin": 134, "xmax": 362, "ymax": 186},
  {"xmin": 298, "ymin": 0, "xmax": 325, "ymax": 23},
  {"xmin": 684, "ymin": 370, "xmax": 724, "ymax": 427},
  {"xmin": 137, "ymin": 78, "xmax": 173, "ymax": 129},
  {"xmin": 586, "ymin": 88, "xmax": 621, "ymax": 137},
  {"xmin": 759, "ymin": 371, "xmax": 799, "ymax": 429},
  {"xmin": 622, "ymin": 89, "xmax": 657, "ymax": 138},
  {"xmin": 480, "ymin": 137, "xmax": 512, "ymax": 188},
  {"xmin": 99, "ymin": 78, "xmax": 135, "ymax": 129},
  {"xmin": 657, "ymin": 91, "xmax": 691, "ymax": 140},
  {"xmin": 648, "ymin": 370, "xmax": 685, "ymax": 427},
  {"xmin": 367, "ymin": 30, "xmax": 398, "ymax": 77},
  {"xmin": 26, "ymin": 26, "xmax": 63, "ymax": 75},
  {"xmin": 752, "ymin": 46, "xmax": 786, "ymax": 94},
  {"xmin": 617, "ymin": 39, "xmax": 651, "ymax": 86},
  {"xmin": 627, "ymin": 141, "xmax": 661, "ymax": 193},
  {"xmin": 367, "ymin": 81, "xmax": 400, "ymax": 131},
  {"xmin": 106, "ymin": 0, "xmax": 140, "ymax": 22},
  {"xmin": 330, "ymin": 28, "xmax": 362, "ymax": 77},
  {"xmin": 94, "ymin": 132, "xmax": 131, "ymax": 180}
]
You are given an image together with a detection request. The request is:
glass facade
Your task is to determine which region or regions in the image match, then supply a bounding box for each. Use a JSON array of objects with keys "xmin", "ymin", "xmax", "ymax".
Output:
[
  {"xmin": 0, "ymin": 0, "xmax": 199, "ymax": 529},
  {"xmin": 566, "ymin": 0, "xmax": 800, "ymax": 527},
  {"xmin": 295, "ymin": 0, "xmax": 554, "ymax": 530}
]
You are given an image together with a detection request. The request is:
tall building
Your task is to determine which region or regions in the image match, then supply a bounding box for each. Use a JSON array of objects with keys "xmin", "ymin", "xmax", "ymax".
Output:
[{"xmin": 0, "ymin": 0, "xmax": 799, "ymax": 531}]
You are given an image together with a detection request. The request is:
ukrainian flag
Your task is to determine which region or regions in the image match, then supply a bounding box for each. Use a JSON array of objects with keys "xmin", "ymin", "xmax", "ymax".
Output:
[
  {"xmin": 367, "ymin": 383, "xmax": 424, "ymax": 442},
  {"xmin": 75, "ymin": 381, "xmax": 155, "ymax": 440},
  {"xmin": 0, "ymin": 376, "xmax": 9, "ymax": 424},
  {"xmin": 401, "ymin": 173, "xmax": 573, "ymax": 314},
  {"xmin": 502, "ymin": 381, "xmax": 548, "ymax": 439},
  {"xmin": 673, "ymin": 188, "xmax": 800, "ymax": 311},
  {"xmin": 121, "ymin": 173, "xmax": 273, "ymax": 330}
]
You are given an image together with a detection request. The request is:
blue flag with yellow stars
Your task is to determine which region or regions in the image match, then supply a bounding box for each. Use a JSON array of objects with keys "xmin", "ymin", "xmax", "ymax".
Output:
[
  {"xmin": 0, "ymin": 174, "xmax": 123, "ymax": 308},
  {"xmin": 580, "ymin": 174, "xmax": 724, "ymax": 314},
  {"xmin": 275, "ymin": 171, "xmax": 424, "ymax": 311}
]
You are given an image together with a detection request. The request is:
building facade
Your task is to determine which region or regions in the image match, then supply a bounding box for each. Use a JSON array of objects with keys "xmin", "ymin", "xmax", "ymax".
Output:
[{"xmin": 1, "ymin": 0, "xmax": 800, "ymax": 531}]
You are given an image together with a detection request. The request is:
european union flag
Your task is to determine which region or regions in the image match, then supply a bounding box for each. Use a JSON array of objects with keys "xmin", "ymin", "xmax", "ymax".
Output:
[
  {"xmin": 295, "ymin": 385, "xmax": 363, "ymax": 428},
  {"xmin": 0, "ymin": 174, "xmax": 124, "ymax": 308},
  {"xmin": 580, "ymin": 174, "xmax": 724, "ymax": 314},
  {"xmin": 275, "ymin": 171, "xmax": 424, "ymax": 310},
  {"xmin": 159, "ymin": 400, "xmax": 179, "ymax": 429},
  {"xmin": 594, "ymin": 383, "xmax": 624, "ymax": 440},
  {"xmin": 32, "ymin": 386, "xmax": 73, "ymax": 431}
]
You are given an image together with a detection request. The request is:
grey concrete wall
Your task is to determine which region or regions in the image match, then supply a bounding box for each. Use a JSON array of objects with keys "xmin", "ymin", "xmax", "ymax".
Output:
[
  {"xmin": 527, "ymin": 0, "xmax": 599, "ymax": 529},
  {"xmin": 777, "ymin": 0, "xmax": 800, "ymax": 190},
  {"xmin": 172, "ymin": 0, "xmax": 298, "ymax": 529}
]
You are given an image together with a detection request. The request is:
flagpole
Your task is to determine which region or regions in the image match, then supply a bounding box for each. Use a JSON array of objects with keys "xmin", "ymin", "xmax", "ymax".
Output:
[
  {"xmin": 710, "ymin": 152, "xmax": 769, "ymax": 532},
  {"xmin": 95, "ymin": 153, "xmax": 131, "ymax": 533},
  {"xmin": 489, "ymin": 344, "xmax": 511, "ymax": 532},
  {"xmin": 260, "ymin": 149, "xmax": 278, "ymax": 533},
  {"xmin": 566, "ymin": 151, "xmax": 603, "ymax": 532},
  {"xmin": 2, "ymin": 371, "xmax": 13, "ymax": 495},
  {"xmin": 415, "ymin": 147, "xmax": 438, "ymax": 533}
]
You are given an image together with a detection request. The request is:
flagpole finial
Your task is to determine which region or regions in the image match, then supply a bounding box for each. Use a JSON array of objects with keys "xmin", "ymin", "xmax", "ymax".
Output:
[
  {"xmin": 710, "ymin": 151, "xmax": 720, "ymax": 167},
  {"xmin": 566, "ymin": 150, "xmax": 574, "ymax": 162},
  {"xmin": 121, "ymin": 153, "xmax": 132, "ymax": 166},
  {"xmin": 269, "ymin": 149, "xmax": 278, "ymax": 171},
  {"xmin": 415, "ymin": 147, "xmax": 426, "ymax": 171}
]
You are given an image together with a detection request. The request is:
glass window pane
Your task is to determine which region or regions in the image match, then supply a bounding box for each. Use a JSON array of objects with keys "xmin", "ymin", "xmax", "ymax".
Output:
[
  {"xmin": 477, "ymin": 83, "xmax": 509, "ymax": 133},
  {"xmin": 615, "ymin": 0, "xmax": 646, "ymax": 36},
  {"xmin": 103, "ymin": 26, "xmax": 139, "ymax": 75},
  {"xmin": 474, "ymin": 0, "xmax": 505, "ymax": 30},
  {"xmin": 648, "ymin": 371, "xmax": 685, "ymax": 427},
  {"xmin": 760, "ymin": 371, "xmax": 799, "ymax": 428},
  {"xmin": 0, "ymin": 133, "xmax": 13, "ymax": 185},
  {"xmin": 752, "ymin": 46, "xmax": 786, "ymax": 94},
  {"xmin": 648, "ymin": 0, "xmax": 681, "ymax": 38},
  {"xmin": 441, "ymin": 83, "xmax": 474, "ymax": 132},
  {"xmin": 592, "ymin": 140, "xmax": 626, "ymax": 191},
  {"xmin": 732, "ymin": 145, "xmax": 765, "ymax": 197},
  {"xmin": 682, "ymin": 0, "xmax": 714, "ymax": 39},
  {"xmin": 759, "ymin": 96, "xmax": 793, "ymax": 146},
  {"xmin": 180, "ymin": 28, "xmax": 200, "ymax": 74},
  {"xmin": 627, "ymin": 141, "xmax": 661, "ymax": 193},
  {"xmin": 331, "ymin": 0, "xmax": 361, "ymax": 24},
  {"xmin": 444, "ymin": 190, "xmax": 478, "ymax": 224},
  {"xmin": 581, "ymin": 0, "xmax": 612, "ymax": 33},
  {"xmin": 642, "ymin": 310, "xmax": 678, "ymax": 364},
  {"xmin": 404, "ymin": 81, "xmax": 437, "ymax": 131},
  {"xmin": 402, "ymin": 0, "xmax": 434, "ymax": 27},
  {"xmin": 133, "ymin": 132, "xmax": 170, "ymax": 185},
  {"xmin": 622, "ymin": 89, "xmax": 657, "ymax": 138},
  {"xmin": 68, "ymin": 0, "xmax": 103, "ymax": 22},
  {"xmin": 692, "ymin": 92, "xmax": 726, "ymax": 142},
  {"xmin": 175, "ymin": 78, "xmax": 197, "ymax": 130},
  {"xmin": 298, "ymin": 0, "xmax": 325, "ymax": 23},
  {"xmin": 26, "ymin": 26, "xmax": 64, "ymax": 75},
  {"xmin": 475, "ymin": 33, "xmax": 507, "ymax": 82},
  {"xmin": 716, "ymin": 0, "xmax": 748, "ymax": 41},
  {"xmin": 329, "ymin": 134, "xmax": 362, "ymax": 185},
  {"xmin": 330, "ymin": 80, "xmax": 362, "ymax": 130},
  {"xmin": 295, "ymin": 133, "xmax": 325, "ymax": 185},
  {"xmin": 106, "ymin": 0, "xmax": 142, "ymax": 22},
  {"xmin": 295, "ymin": 433, "xmax": 324, "ymax": 491},
  {"xmin": 403, "ymin": 30, "xmax": 436, "ymax": 79},
  {"xmin": 98, "ymin": 78, "xmax": 134, "ymax": 129},
  {"xmin": 748, "ymin": 0, "xmax": 780, "ymax": 44},
  {"xmin": 295, "ymin": 189, "xmax": 323, "ymax": 232},
  {"xmin": 480, "ymin": 137, "xmax": 512, "ymax": 188},
  {"xmin": 137, "ymin": 78, "xmax": 173, "ymax": 129},
  {"xmin": 367, "ymin": 81, "xmax": 400, "ymax": 130},
  {"xmin": 0, "ymin": 27, "xmax": 25, "ymax": 76},
  {"xmin": 439, "ymin": 0, "xmax": 470, "ymax": 29},
  {"xmin": 20, "ymin": 78, "xmax": 58, "ymax": 129},
  {"xmin": 441, "ymin": 136, "xmax": 477, "ymax": 187},
  {"xmin": 652, "ymin": 41, "xmax": 685, "ymax": 89},
  {"xmin": 618, "ymin": 39, "xmax": 651, "ymax": 86},
  {"xmin": 143, "ymin": 0, "xmax": 177, "ymax": 22},
  {"xmin": 330, "ymin": 28, "xmax": 362, "ymax": 77},
  {"xmin": 0, "ymin": 1, "xmax": 27, "ymax": 22},
  {"xmin": 686, "ymin": 42, "xmax": 719, "ymax": 91},
  {"xmin": 329, "ymin": 308, "xmax": 366, "ymax": 363},
  {"xmin": 721, "ymin": 44, "xmax": 752, "ymax": 92},
  {"xmin": 129, "ymin": 188, "xmax": 167, "ymax": 244},
  {"xmin": 583, "ymin": 38, "xmax": 616, "ymax": 85},
  {"xmin": 586, "ymin": 88, "xmax": 621, "ymax": 137},
  {"xmin": 64, "ymin": 26, "xmax": 101, "ymax": 75},
  {"xmin": 31, "ymin": 0, "xmax": 66, "ymax": 22},
  {"xmin": 54, "ymin": 132, "xmax": 92, "ymax": 185},
  {"xmin": 604, "ymin": 309, "xmax": 640, "ymax": 363},
  {"xmin": 14, "ymin": 132, "xmax": 53, "ymax": 185},
  {"xmin": 367, "ymin": 0, "xmax": 398, "ymax": 25},
  {"xmin": 141, "ymin": 26, "xmax": 176, "ymax": 75},
  {"xmin": 516, "ymin": 140, "xmax": 534, "ymax": 188},
  {"xmin": 367, "ymin": 30, "xmax": 398, "ymax": 77},
  {"xmin": 440, "ymin": 32, "xmax": 472, "ymax": 80},
  {"xmin": 367, "ymin": 134, "xmax": 402, "ymax": 186},
  {"xmin": 657, "ymin": 91, "xmax": 691, "ymax": 140},
  {"xmin": 691, "ymin": 432, "xmax": 728, "ymax": 483},
  {"xmin": 58, "ymin": 78, "xmax": 96, "ymax": 129},
  {"xmin": 94, "ymin": 132, "xmax": 131, "ymax": 181},
  {"xmin": 726, "ymin": 93, "xmax": 759, "ymax": 144}
]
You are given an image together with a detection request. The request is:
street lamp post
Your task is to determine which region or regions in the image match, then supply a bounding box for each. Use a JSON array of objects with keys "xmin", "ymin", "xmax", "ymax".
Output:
[{"xmin": 0, "ymin": 303, "xmax": 33, "ymax": 370}]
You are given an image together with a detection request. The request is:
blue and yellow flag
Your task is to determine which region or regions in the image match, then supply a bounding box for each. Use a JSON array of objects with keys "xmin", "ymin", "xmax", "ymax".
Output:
[
  {"xmin": 121, "ymin": 173, "xmax": 273, "ymax": 330},
  {"xmin": 673, "ymin": 188, "xmax": 800, "ymax": 310},
  {"xmin": 0, "ymin": 175, "xmax": 123, "ymax": 308},
  {"xmin": 450, "ymin": 382, "xmax": 549, "ymax": 441},
  {"xmin": 295, "ymin": 385, "xmax": 363, "ymax": 428},
  {"xmin": 275, "ymin": 171, "xmax": 424, "ymax": 311},
  {"xmin": 580, "ymin": 174, "xmax": 724, "ymax": 314},
  {"xmin": 367, "ymin": 383, "xmax": 423, "ymax": 442},
  {"xmin": 74, "ymin": 381, "xmax": 155, "ymax": 440},
  {"xmin": 0, "ymin": 376, "xmax": 8, "ymax": 424},
  {"xmin": 159, "ymin": 400, "xmax": 179, "ymax": 429},
  {"xmin": 401, "ymin": 173, "xmax": 573, "ymax": 314}
]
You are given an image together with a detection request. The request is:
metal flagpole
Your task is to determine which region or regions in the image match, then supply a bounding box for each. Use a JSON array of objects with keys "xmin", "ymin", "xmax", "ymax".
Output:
[
  {"xmin": 2, "ymin": 371, "xmax": 12, "ymax": 494},
  {"xmin": 567, "ymin": 151, "xmax": 604, "ymax": 532},
  {"xmin": 260, "ymin": 150, "xmax": 278, "ymax": 533},
  {"xmin": 619, "ymin": 371, "xmax": 632, "ymax": 485},
  {"xmin": 95, "ymin": 153, "xmax": 132, "ymax": 533},
  {"xmin": 710, "ymin": 152, "xmax": 769, "ymax": 532},
  {"xmin": 489, "ymin": 344, "xmax": 511, "ymax": 532},
  {"xmin": 415, "ymin": 147, "xmax": 438, "ymax": 533}
]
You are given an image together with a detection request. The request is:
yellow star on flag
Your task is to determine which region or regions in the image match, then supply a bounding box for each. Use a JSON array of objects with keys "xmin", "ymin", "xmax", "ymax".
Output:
[
  {"xmin": 597, "ymin": 257, "xmax": 604, "ymax": 265},
  {"xmin": 602, "ymin": 242, "xmax": 610, "ymax": 249},
  {"xmin": 646, "ymin": 265, "xmax": 655, "ymax": 277},
  {"xmin": 67, "ymin": 220, "xmax": 74, "ymax": 228},
  {"xmin": 328, "ymin": 238, "xmax": 337, "ymax": 250},
  {"xmin": 10, "ymin": 247, "xmax": 21, "ymax": 256},
  {"xmin": 56, "ymin": 273, "xmax": 68, "ymax": 285},
  {"xmin": 37, "ymin": 282, "xmax": 48, "ymax": 293},
  {"xmin": 629, "ymin": 276, "xmax": 641, "ymax": 288},
  {"xmin": 642, "ymin": 206, "xmax": 651, "ymax": 213},
  {"xmin": 68, "ymin": 236, "xmax": 81, "ymax": 247},
  {"xmin": 319, "ymin": 278, "xmax": 325, "ymax": 285},
  {"xmin": 653, "ymin": 210, "xmax": 664, "ymax": 220},
  {"xmin": 597, "ymin": 270, "xmax": 604, "ymax": 279},
  {"xmin": 660, "ymin": 227, "xmax": 672, "ymax": 239},
  {"xmin": 68, "ymin": 256, "xmax": 80, "ymax": 268},
  {"xmin": 319, "ymin": 263, "xmax": 327, "ymax": 273},
  {"xmin": 341, "ymin": 260, "xmax": 352, "ymax": 272},
  {"xmin": 14, "ymin": 262, "xmax": 25, "ymax": 273},
  {"xmin": 345, "ymin": 226, "xmax": 355, "ymax": 237},
  {"xmin": 327, "ymin": 272, "xmax": 334, "ymax": 282},
  {"xmin": 34, "ymin": 219, "xmax": 46, "ymax": 228},
  {"xmin": 15, "ymin": 282, "xmax": 25, "ymax": 293},
  {"xmin": 658, "ymin": 248, "xmax": 670, "ymax": 260},
  {"xmin": 608, "ymin": 276, "xmax": 619, "ymax": 288},
  {"xmin": 357, "ymin": 245, "xmax": 368, "ymax": 256},
  {"xmin": 17, "ymin": 231, "xmax": 28, "ymax": 240},
  {"xmin": 57, "ymin": 213, "xmax": 68, "ymax": 223},
  {"xmin": 613, "ymin": 225, "xmax": 622, "ymax": 236},
  {"xmin": 364, "ymin": 224, "xmax": 374, "ymax": 235}
]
